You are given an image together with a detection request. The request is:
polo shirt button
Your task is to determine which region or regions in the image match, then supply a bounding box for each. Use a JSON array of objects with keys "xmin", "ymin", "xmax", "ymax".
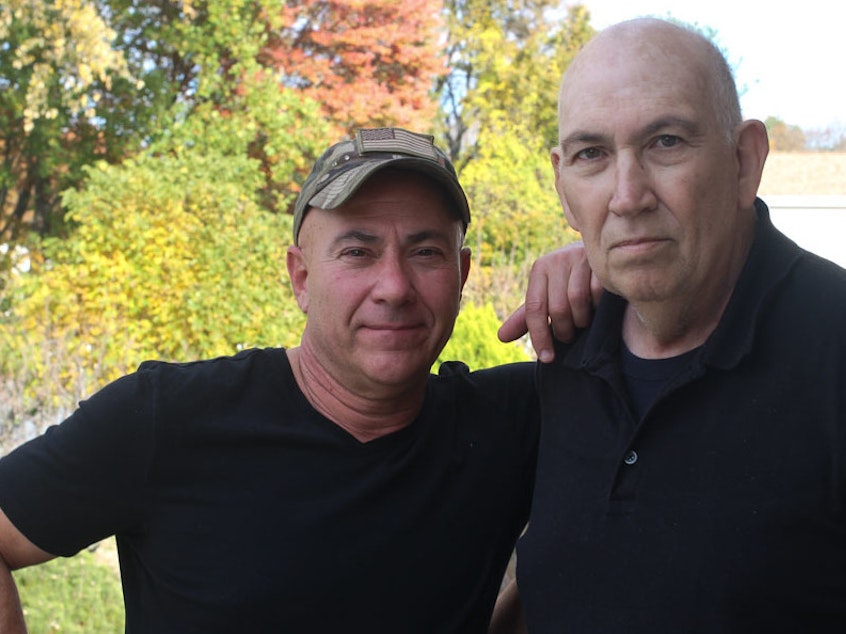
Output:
[{"xmin": 623, "ymin": 449, "xmax": 638, "ymax": 465}]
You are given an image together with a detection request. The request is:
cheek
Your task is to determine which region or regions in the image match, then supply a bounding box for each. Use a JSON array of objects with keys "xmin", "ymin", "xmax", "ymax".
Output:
[
  {"xmin": 566, "ymin": 202, "xmax": 603, "ymax": 247},
  {"xmin": 558, "ymin": 175, "xmax": 606, "ymax": 235},
  {"xmin": 310, "ymin": 272, "xmax": 353, "ymax": 315},
  {"xmin": 422, "ymin": 273, "xmax": 462, "ymax": 316}
]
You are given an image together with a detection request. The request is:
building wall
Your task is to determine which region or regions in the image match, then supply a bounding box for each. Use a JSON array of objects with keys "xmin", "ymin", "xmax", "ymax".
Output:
[{"xmin": 766, "ymin": 195, "xmax": 846, "ymax": 268}]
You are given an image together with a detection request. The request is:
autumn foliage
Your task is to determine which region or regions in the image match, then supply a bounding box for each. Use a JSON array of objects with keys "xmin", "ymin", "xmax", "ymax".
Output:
[
  {"xmin": 0, "ymin": 0, "xmax": 598, "ymax": 445},
  {"xmin": 265, "ymin": 0, "xmax": 447, "ymax": 134}
]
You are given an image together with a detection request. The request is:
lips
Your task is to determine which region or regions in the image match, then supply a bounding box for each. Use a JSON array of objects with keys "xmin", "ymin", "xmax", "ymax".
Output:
[
  {"xmin": 358, "ymin": 321, "xmax": 428, "ymax": 343},
  {"xmin": 612, "ymin": 235, "xmax": 662, "ymax": 247},
  {"xmin": 610, "ymin": 236, "xmax": 670, "ymax": 254},
  {"xmin": 362, "ymin": 322, "xmax": 424, "ymax": 332}
]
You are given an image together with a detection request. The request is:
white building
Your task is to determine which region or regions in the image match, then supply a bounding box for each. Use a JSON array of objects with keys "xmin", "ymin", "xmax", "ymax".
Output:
[
  {"xmin": 759, "ymin": 153, "xmax": 846, "ymax": 269},
  {"xmin": 768, "ymin": 196, "xmax": 846, "ymax": 268}
]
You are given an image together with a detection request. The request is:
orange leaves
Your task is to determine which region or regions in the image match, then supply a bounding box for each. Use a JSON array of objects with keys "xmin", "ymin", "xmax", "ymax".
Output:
[{"xmin": 268, "ymin": 0, "xmax": 446, "ymax": 134}]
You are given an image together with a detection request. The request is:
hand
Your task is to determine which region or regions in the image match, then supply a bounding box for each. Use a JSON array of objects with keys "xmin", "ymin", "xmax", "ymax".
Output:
[{"xmin": 498, "ymin": 242, "xmax": 602, "ymax": 362}]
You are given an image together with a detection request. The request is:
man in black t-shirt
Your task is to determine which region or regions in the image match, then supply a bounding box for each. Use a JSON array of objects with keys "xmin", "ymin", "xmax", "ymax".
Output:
[{"xmin": 0, "ymin": 128, "xmax": 592, "ymax": 633}]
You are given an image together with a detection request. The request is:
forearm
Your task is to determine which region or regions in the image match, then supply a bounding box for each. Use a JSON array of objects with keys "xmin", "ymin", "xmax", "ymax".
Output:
[
  {"xmin": 0, "ymin": 507, "xmax": 55, "ymax": 634},
  {"xmin": 0, "ymin": 556, "xmax": 27, "ymax": 633},
  {"xmin": 488, "ymin": 579, "xmax": 527, "ymax": 634}
]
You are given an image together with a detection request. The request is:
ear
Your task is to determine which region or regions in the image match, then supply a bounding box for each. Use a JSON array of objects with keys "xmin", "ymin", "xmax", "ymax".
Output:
[
  {"xmin": 286, "ymin": 246, "xmax": 310, "ymax": 313},
  {"xmin": 734, "ymin": 119, "xmax": 769, "ymax": 209},
  {"xmin": 459, "ymin": 247, "xmax": 472, "ymax": 292},
  {"xmin": 550, "ymin": 146, "xmax": 579, "ymax": 231}
]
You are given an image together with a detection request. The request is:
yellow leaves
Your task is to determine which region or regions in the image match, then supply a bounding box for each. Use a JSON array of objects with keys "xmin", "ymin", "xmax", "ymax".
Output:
[
  {"xmin": 3, "ymin": 149, "xmax": 304, "ymax": 404},
  {"xmin": 7, "ymin": 0, "xmax": 134, "ymax": 134}
]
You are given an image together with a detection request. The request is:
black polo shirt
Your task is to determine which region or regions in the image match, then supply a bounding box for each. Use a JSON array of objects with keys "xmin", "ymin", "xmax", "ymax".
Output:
[{"xmin": 519, "ymin": 200, "xmax": 846, "ymax": 633}]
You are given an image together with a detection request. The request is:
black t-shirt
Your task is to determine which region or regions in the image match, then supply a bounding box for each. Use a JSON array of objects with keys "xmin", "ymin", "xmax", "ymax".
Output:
[
  {"xmin": 0, "ymin": 349, "xmax": 539, "ymax": 633},
  {"xmin": 620, "ymin": 343, "xmax": 700, "ymax": 420}
]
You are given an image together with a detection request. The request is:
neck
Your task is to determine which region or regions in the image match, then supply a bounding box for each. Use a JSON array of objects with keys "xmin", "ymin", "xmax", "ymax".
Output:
[
  {"xmin": 623, "ymin": 300, "xmax": 720, "ymax": 358},
  {"xmin": 286, "ymin": 346, "xmax": 425, "ymax": 443},
  {"xmin": 624, "ymin": 218, "xmax": 756, "ymax": 359}
]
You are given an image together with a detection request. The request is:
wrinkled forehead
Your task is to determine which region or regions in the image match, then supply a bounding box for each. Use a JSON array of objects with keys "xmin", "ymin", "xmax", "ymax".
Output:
[{"xmin": 560, "ymin": 27, "xmax": 714, "ymax": 131}]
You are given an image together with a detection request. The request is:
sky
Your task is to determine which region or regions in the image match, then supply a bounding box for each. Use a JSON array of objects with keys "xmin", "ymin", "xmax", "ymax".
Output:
[{"xmin": 579, "ymin": 0, "xmax": 846, "ymax": 132}]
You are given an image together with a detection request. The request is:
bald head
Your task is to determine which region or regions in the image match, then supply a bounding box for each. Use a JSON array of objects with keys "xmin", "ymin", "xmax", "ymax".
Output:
[{"xmin": 560, "ymin": 18, "xmax": 741, "ymax": 140}]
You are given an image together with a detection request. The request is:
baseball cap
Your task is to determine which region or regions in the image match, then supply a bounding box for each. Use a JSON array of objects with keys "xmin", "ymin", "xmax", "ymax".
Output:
[{"xmin": 293, "ymin": 127, "xmax": 471, "ymax": 244}]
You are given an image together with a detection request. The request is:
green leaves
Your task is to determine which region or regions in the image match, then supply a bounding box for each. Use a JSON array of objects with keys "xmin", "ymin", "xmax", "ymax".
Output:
[
  {"xmin": 438, "ymin": 302, "xmax": 530, "ymax": 369},
  {"xmin": 0, "ymin": 0, "xmax": 601, "ymax": 438},
  {"xmin": 5, "ymin": 148, "xmax": 305, "ymax": 414}
]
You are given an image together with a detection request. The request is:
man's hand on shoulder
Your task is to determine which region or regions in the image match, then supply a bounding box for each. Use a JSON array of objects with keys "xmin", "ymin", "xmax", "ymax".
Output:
[{"xmin": 498, "ymin": 242, "xmax": 602, "ymax": 362}]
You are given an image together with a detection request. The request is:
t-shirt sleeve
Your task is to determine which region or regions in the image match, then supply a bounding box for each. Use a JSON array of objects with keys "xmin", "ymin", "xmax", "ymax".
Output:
[{"xmin": 0, "ymin": 371, "xmax": 156, "ymax": 556}]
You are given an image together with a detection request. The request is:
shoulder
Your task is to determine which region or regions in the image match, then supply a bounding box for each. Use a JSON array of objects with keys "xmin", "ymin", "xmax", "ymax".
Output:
[
  {"xmin": 137, "ymin": 346, "xmax": 287, "ymax": 378},
  {"xmin": 753, "ymin": 210, "xmax": 846, "ymax": 315},
  {"xmin": 777, "ymin": 251, "xmax": 846, "ymax": 324},
  {"xmin": 433, "ymin": 360, "xmax": 535, "ymax": 392},
  {"xmin": 429, "ymin": 361, "xmax": 538, "ymax": 417},
  {"xmin": 136, "ymin": 347, "xmax": 290, "ymax": 395},
  {"xmin": 427, "ymin": 361, "xmax": 540, "ymax": 454}
]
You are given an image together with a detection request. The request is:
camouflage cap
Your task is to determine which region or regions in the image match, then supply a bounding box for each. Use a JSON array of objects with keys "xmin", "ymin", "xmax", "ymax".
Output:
[{"xmin": 293, "ymin": 127, "xmax": 470, "ymax": 244}]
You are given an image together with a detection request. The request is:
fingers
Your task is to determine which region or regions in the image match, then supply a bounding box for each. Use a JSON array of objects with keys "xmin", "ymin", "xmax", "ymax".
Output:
[
  {"xmin": 523, "ymin": 257, "xmax": 556, "ymax": 363},
  {"xmin": 560, "ymin": 254, "xmax": 594, "ymax": 331},
  {"xmin": 526, "ymin": 304, "xmax": 556, "ymax": 364},
  {"xmin": 524, "ymin": 242, "xmax": 600, "ymax": 362},
  {"xmin": 498, "ymin": 305, "xmax": 529, "ymax": 343},
  {"xmin": 497, "ymin": 298, "xmax": 556, "ymax": 364},
  {"xmin": 499, "ymin": 242, "xmax": 601, "ymax": 364}
]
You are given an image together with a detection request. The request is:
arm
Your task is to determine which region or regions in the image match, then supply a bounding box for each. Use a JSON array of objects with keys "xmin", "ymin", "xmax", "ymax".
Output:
[
  {"xmin": 0, "ymin": 507, "xmax": 56, "ymax": 633},
  {"xmin": 488, "ymin": 578, "xmax": 527, "ymax": 634},
  {"xmin": 498, "ymin": 242, "xmax": 602, "ymax": 362}
]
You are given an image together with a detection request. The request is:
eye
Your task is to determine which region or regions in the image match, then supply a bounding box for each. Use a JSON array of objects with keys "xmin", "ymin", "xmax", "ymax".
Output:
[
  {"xmin": 413, "ymin": 246, "xmax": 443, "ymax": 258},
  {"xmin": 654, "ymin": 134, "xmax": 681, "ymax": 148},
  {"xmin": 340, "ymin": 247, "xmax": 368, "ymax": 258},
  {"xmin": 575, "ymin": 146, "xmax": 603, "ymax": 161}
]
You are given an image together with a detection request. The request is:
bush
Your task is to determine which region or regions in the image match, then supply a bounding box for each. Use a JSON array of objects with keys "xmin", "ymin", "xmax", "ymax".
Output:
[{"xmin": 437, "ymin": 302, "xmax": 530, "ymax": 370}]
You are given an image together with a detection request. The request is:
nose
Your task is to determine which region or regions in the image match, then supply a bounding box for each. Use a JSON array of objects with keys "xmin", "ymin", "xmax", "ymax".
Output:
[
  {"xmin": 608, "ymin": 152, "xmax": 657, "ymax": 217},
  {"xmin": 372, "ymin": 253, "xmax": 416, "ymax": 305}
]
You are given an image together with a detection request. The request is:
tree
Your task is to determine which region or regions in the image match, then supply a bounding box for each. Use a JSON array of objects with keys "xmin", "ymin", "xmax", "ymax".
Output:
[
  {"xmin": 766, "ymin": 116, "xmax": 807, "ymax": 151},
  {"xmin": 805, "ymin": 124, "xmax": 846, "ymax": 152},
  {"xmin": 1, "ymin": 148, "xmax": 306, "ymax": 439},
  {"xmin": 262, "ymin": 0, "xmax": 447, "ymax": 135},
  {"xmin": 1, "ymin": 0, "xmax": 451, "ymax": 250},
  {"xmin": 437, "ymin": 2, "xmax": 593, "ymax": 314},
  {"xmin": 438, "ymin": 2, "xmax": 593, "ymax": 162},
  {"xmin": 0, "ymin": 0, "xmax": 139, "ymax": 243},
  {"xmin": 458, "ymin": 124, "xmax": 579, "ymax": 316}
]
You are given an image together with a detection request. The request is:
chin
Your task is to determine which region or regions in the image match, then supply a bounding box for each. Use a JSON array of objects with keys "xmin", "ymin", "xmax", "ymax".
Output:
[
  {"xmin": 611, "ymin": 273, "xmax": 677, "ymax": 303},
  {"xmin": 361, "ymin": 354, "xmax": 431, "ymax": 386}
]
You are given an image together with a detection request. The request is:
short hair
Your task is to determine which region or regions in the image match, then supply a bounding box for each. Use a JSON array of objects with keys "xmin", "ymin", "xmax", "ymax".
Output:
[{"xmin": 690, "ymin": 23, "xmax": 742, "ymax": 141}]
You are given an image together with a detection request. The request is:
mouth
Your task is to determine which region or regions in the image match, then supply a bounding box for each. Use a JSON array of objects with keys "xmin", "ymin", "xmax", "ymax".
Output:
[
  {"xmin": 363, "ymin": 322, "xmax": 424, "ymax": 332},
  {"xmin": 358, "ymin": 324, "xmax": 428, "ymax": 352},
  {"xmin": 359, "ymin": 322, "xmax": 427, "ymax": 341},
  {"xmin": 610, "ymin": 236, "xmax": 669, "ymax": 254}
]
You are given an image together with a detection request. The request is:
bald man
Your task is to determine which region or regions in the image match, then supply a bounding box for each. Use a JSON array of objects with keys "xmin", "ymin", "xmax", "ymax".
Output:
[{"xmin": 494, "ymin": 17, "xmax": 846, "ymax": 634}]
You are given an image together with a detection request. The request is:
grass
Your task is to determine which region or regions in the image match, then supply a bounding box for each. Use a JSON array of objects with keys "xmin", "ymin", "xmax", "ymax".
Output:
[{"xmin": 13, "ymin": 540, "xmax": 124, "ymax": 633}]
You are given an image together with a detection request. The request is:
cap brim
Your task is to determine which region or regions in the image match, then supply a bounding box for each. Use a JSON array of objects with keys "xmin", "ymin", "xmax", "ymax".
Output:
[{"xmin": 307, "ymin": 157, "xmax": 470, "ymax": 224}]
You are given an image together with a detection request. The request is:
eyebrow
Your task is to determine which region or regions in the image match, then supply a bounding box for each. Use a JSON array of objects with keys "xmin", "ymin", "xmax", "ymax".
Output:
[
  {"xmin": 332, "ymin": 230, "xmax": 379, "ymax": 247},
  {"xmin": 560, "ymin": 131, "xmax": 607, "ymax": 152},
  {"xmin": 560, "ymin": 116, "xmax": 702, "ymax": 150},
  {"xmin": 330, "ymin": 228, "xmax": 453, "ymax": 249},
  {"xmin": 642, "ymin": 116, "xmax": 701, "ymax": 138}
]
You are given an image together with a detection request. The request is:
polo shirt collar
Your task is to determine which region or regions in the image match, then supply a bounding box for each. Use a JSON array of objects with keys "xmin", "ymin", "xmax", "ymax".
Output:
[{"xmin": 559, "ymin": 198, "xmax": 803, "ymax": 372}]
